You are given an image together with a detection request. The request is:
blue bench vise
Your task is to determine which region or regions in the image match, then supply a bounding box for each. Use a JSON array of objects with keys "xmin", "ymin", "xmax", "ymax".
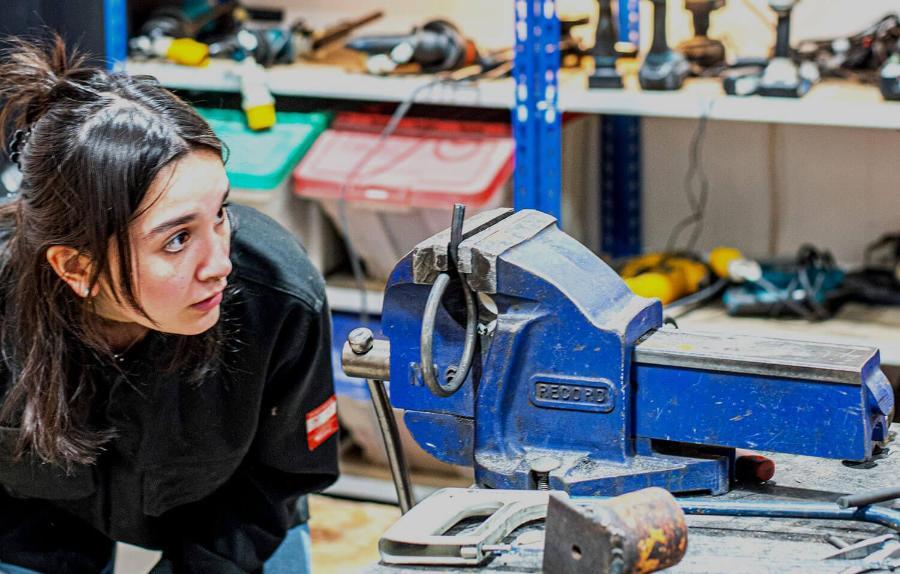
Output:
[{"xmin": 344, "ymin": 208, "xmax": 893, "ymax": 496}]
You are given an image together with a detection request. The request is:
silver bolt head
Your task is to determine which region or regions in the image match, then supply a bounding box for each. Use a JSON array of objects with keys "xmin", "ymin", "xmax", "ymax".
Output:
[
  {"xmin": 348, "ymin": 327, "xmax": 374, "ymax": 355},
  {"xmin": 529, "ymin": 456, "xmax": 561, "ymax": 474}
]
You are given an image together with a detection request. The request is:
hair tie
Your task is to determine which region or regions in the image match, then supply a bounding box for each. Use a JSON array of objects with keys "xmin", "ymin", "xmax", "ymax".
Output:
[{"xmin": 8, "ymin": 127, "xmax": 33, "ymax": 169}]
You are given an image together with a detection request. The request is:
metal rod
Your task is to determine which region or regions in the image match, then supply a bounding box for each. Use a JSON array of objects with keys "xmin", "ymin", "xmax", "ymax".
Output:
[
  {"xmin": 677, "ymin": 499, "xmax": 900, "ymax": 532},
  {"xmin": 449, "ymin": 203, "xmax": 466, "ymax": 267},
  {"xmin": 837, "ymin": 487, "xmax": 900, "ymax": 509},
  {"xmin": 825, "ymin": 535, "xmax": 850, "ymax": 549},
  {"xmin": 366, "ymin": 378, "xmax": 415, "ymax": 514}
]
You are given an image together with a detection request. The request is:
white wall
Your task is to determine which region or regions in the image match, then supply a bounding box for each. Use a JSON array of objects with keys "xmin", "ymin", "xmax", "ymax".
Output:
[{"xmin": 642, "ymin": 120, "xmax": 900, "ymax": 265}]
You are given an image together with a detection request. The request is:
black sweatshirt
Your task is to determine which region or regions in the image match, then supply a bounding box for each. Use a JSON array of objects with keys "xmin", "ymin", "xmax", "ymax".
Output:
[{"xmin": 0, "ymin": 205, "xmax": 339, "ymax": 573}]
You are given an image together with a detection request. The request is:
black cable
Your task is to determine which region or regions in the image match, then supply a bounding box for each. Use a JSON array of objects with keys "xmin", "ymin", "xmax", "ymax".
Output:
[
  {"xmin": 666, "ymin": 277, "xmax": 728, "ymax": 311},
  {"xmin": 664, "ymin": 102, "xmax": 712, "ymax": 255}
]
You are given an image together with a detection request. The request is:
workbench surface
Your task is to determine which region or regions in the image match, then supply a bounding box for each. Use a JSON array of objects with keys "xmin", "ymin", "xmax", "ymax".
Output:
[{"xmin": 367, "ymin": 431, "xmax": 900, "ymax": 573}]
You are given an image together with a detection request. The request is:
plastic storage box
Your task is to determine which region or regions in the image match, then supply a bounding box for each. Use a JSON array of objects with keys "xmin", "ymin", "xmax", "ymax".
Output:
[
  {"xmin": 196, "ymin": 107, "xmax": 344, "ymax": 274},
  {"xmin": 293, "ymin": 112, "xmax": 515, "ymax": 280}
]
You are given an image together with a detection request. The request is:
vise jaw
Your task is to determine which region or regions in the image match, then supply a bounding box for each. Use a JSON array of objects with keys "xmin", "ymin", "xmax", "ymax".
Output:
[{"xmin": 367, "ymin": 208, "xmax": 893, "ymax": 496}]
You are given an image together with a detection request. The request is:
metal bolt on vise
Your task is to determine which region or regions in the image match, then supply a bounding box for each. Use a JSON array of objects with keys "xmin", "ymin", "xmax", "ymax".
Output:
[
  {"xmin": 348, "ymin": 327, "xmax": 375, "ymax": 355},
  {"xmin": 530, "ymin": 456, "xmax": 561, "ymax": 491}
]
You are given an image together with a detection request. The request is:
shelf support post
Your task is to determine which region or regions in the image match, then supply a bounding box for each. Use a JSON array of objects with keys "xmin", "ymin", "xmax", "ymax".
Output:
[{"xmin": 513, "ymin": 0, "xmax": 562, "ymax": 218}]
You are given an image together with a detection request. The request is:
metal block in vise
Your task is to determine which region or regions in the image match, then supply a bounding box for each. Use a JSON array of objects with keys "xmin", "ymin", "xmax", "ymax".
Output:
[{"xmin": 348, "ymin": 208, "xmax": 893, "ymax": 496}]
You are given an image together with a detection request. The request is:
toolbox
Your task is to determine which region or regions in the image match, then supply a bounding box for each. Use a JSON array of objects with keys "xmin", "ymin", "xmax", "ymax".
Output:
[{"xmin": 196, "ymin": 107, "xmax": 344, "ymax": 274}]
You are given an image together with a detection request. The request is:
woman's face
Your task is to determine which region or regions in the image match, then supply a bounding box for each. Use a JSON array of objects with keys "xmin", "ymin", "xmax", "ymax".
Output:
[{"xmin": 93, "ymin": 149, "xmax": 233, "ymax": 336}]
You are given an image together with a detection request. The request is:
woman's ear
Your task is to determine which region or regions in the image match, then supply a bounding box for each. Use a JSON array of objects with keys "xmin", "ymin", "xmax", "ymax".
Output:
[{"xmin": 46, "ymin": 246, "xmax": 97, "ymax": 298}]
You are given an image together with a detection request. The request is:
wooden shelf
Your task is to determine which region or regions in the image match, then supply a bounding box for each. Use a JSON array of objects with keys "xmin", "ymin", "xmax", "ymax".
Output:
[{"xmin": 127, "ymin": 58, "xmax": 900, "ymax": 129}]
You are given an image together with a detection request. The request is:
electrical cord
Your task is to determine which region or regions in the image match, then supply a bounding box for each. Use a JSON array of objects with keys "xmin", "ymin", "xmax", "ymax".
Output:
[
  {"xmin": 666, "ymin": 277, "xmax": 728, "ymax": 311},
  {"xmin": 664, "ymin": 100, "xmax": 713, "ymax": 255}
]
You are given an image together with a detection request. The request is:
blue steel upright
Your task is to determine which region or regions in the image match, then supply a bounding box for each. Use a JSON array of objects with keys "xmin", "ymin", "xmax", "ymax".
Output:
[
  {"xmin": 378, "ymin": 209, "xmax": 894, "ymax": 496},
  {"xmin": 103, "ymin": 0, "xmax": 128, "ymax": 71},
  {"xmin": 513, "ymin": 0, "xmax": 562, "ymax": 219}
]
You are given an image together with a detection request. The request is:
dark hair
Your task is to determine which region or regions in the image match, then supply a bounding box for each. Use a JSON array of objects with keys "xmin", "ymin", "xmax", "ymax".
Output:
[{"xmin": 0, "ymin": 35, "xmax": 225, "ymax": 467}]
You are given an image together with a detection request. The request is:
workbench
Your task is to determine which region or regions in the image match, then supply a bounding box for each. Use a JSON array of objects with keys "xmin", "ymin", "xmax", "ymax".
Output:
[{"xmin": 366, "ymin": 427, "xmax": 900, "ymax": 573}]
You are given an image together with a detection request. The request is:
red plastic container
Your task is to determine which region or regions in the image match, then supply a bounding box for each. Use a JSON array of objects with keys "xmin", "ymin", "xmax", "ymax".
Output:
[{"xmin": 294, "ymin": 112, "xmax": 514, "ymax": 279}]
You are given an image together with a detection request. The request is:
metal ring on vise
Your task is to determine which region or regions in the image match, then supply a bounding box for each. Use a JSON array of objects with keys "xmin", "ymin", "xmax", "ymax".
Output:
[{"xmin": 420, "ymin": 272, "xmax": 478, "ymax": 397}]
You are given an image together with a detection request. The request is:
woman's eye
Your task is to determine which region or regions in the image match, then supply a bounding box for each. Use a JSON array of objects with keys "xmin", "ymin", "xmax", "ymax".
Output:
[
  {"xmin": 164, "ymin": 231, "xmax": 190, "ymax": 253},
  {"xmin": 217, "ymin": 203, "xmax": 231, "ymax": 224}
]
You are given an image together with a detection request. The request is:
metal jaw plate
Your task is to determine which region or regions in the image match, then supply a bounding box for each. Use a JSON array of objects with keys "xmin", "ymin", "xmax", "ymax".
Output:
[
  {"xmin": 378, "ymin": 488, "xmax": 554, "ymax": 566},
  {"xmin": 635, "ymin": 328, "xmax": 879, "ymax": 385}
]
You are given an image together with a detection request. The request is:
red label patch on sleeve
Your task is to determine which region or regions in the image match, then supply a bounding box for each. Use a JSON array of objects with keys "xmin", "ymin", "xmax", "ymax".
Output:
[{"xmin": 306, "ymin": 395, "xmax": 338, "ymax": 451}]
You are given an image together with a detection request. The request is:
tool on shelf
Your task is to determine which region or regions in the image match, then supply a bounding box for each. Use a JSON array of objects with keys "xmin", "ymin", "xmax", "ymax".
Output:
[
  {"xmin": 758, "ymin": 0, "xmax": 819, "ymax": 97},
  {"xmin": 128, "ymin": 0, "xmax": 241, "ymax": 66},
  {"xmin": 588, "ymin": 0, "xmax": 623, "ymax": 88},
  {"xmin": 795, "ymin": 14, "xmax": 899, "ymax": 88},
  {"xmin": 722, "ymin": 245, "xmax": 845, "ymax": 320},
  {"xmin": 207, "ymin": 10, "xmax": 384, "ymax": 66},
  {"xmin": 639, "ymin": 0, "xmax": 690, "ymax": 90},
  {"xmin": 345, "ymin": 19, "xmax": 479, "ymax": 75},
  {"xmin": 678, "ymin": 0, "xmax": 727, "ymax": 74},
  {"xmin": 882, "ymin": 51, "xmax": 900, "ymax": 101}
]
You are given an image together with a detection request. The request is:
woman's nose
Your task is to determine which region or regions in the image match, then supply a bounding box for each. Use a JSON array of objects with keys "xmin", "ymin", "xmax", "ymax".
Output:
[{"xmin": 198, "ymin": 232, "xmax": 232, "ymax": 282}]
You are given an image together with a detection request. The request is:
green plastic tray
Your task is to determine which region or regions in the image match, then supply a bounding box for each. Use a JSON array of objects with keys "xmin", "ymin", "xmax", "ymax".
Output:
[{"xmin": 196, "ymin": 107, "xmax": 331, "ymax": 191}]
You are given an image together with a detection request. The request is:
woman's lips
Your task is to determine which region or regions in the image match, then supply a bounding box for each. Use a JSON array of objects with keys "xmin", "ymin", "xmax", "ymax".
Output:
[{"xmin": 191, "ymin": 290, "xmax": 223, "ymax": 312}]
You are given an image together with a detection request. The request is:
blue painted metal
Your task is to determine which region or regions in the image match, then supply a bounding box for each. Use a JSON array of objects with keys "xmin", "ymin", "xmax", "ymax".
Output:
[
  {"xmin": 379, "ymin": 211, "xmax": 892, "ymax": 496},
  {"xmin": 618, "ymin": 0, "xmax": 641, "ymax": 46},
  {"xmin": 600, "ymin": 115, "xmax": 642, "ymax": 257},
  {"xmin": 634, "ymin": 361, "xmax": 889, "ymax": 461},
  {"xmin": 103, "ymin": 0, "xmax": 128, "ymax": 71},
  {"xmin": 384, "ymin": 211, "xmax": 725, "ymax": 495},
  {"xmin": 675, "ymin": 500, "xmax": 900, "ymax": 533},
  {"xmin": 513, "ymin": 0, "xmax": 562, "ymax": 219},
  {"xmin": 403, "ymin": 412, "xmax": 474, "ymax": 467}
]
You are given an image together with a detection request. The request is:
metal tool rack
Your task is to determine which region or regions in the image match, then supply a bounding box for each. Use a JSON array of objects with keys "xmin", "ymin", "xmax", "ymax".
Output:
[{"xmin": 514, "ymin": 0, "xmax": 642, "ymax": 257}]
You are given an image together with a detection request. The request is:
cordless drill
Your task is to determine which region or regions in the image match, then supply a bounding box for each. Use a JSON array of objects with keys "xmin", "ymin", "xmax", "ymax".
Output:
[
  {"xmin": 639, "ymin": 0, "xmax": 690, "ymax": 90},
  {"xmin": 679, "ymin": 0, "xmax": 726, "ymax": 73},
  {"xmin": 758, "ymin": 0, "xmax": 817, "ymax": 97},
  {"xmin": 588, "ymin": 0, "xmax": 623, "ymax": 88}
]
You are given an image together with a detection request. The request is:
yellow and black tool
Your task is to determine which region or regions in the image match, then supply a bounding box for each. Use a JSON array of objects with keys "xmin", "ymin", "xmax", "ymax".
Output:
[{"xmin": 620, "ymin": 247, "xmax": 752, "ymax": 305}]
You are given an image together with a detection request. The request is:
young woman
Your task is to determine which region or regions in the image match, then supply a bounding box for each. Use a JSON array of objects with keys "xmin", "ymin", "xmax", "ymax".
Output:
[{"xmin": 0, "ymin": 37, "xmax": 338, "ymax": 573}]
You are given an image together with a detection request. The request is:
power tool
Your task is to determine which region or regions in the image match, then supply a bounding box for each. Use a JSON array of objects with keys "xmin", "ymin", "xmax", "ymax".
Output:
[
  {"xmin": 588, "ymin": 0, "xmax": 623, "ymax": 88},
  {"xmin": 758, "ymin": 0, "xmax": 818, "ymax": 97},
  {"xmin": 639, "ymin": 0, "xmax": 690, "ymax": 90},
  {"xmin": 882, "ymin": 51, "xmax": 900, "ymax": 100},
  {"xmin": 678, "ymin": 0, "xmax": 727, "ymax": 74},
  {"xmin": 345, "ymin": 20, "xmax": 478, "ymax": 75}
]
